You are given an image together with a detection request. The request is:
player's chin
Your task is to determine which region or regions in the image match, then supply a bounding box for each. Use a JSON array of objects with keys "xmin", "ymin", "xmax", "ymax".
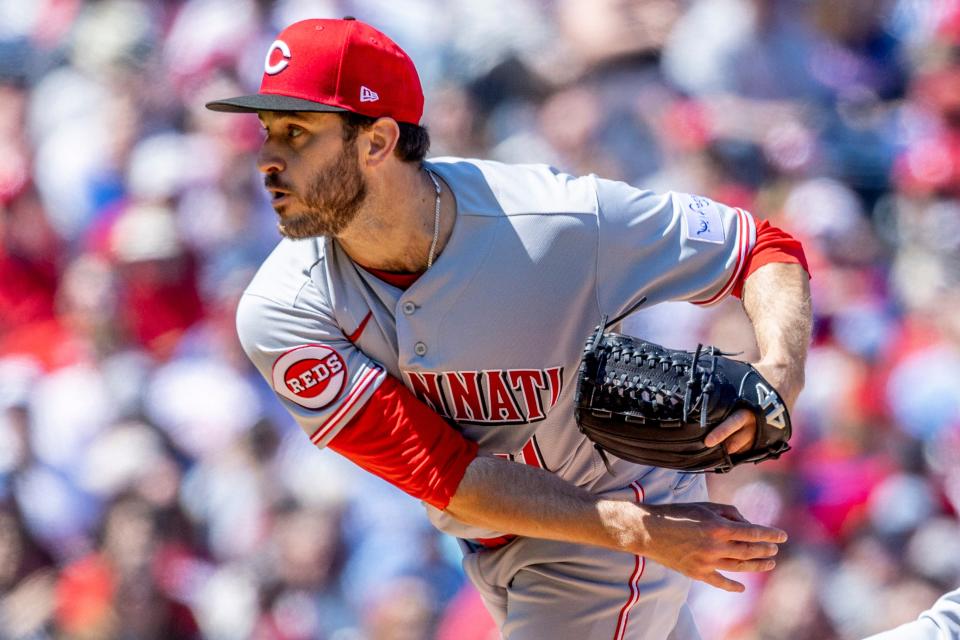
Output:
[
  {"xmin": 277, "ymin": 212, "xmax": 326, "ymax": 239},
  {"xmin": 277, "ymin": 218, "xmax": 309, "ymax": 239},
  {"xmin": 272, "ymin": 200, "xmax": 312, "ymax": 228}
]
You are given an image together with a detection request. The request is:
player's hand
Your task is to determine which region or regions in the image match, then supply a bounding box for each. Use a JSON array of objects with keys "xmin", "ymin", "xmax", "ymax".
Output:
[
  {"xmin": 703, "ymin": 408, "xmax": 756, "ymax": 454},
  {"xmin": 703, "ymin": 359, "xmax": 804, "ymax": 455},
  {"xmin": 636, "ymin": 501, "xmax": 787, "ymax": 592}
]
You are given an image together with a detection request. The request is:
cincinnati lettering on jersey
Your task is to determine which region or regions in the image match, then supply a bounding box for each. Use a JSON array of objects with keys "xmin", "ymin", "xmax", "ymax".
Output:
[{"xmin": 404, "ymin": 367, "xmax": 564, "ymax": 425}]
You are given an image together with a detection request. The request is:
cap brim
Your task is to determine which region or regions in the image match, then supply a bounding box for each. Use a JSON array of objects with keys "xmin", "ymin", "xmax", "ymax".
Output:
[{"xmin": 204, "ymin": 94, "xmax": 351, "ymax": 114}]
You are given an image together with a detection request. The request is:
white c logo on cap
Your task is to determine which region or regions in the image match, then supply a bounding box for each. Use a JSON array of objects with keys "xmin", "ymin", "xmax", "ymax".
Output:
[{"xmin": 264, "ymin": 39, "xmax": 291, "ymax": 75}]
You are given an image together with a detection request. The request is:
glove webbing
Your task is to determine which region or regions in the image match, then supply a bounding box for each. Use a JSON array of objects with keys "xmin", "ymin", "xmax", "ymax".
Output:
[{"xmin": 590, "ymin": 339, "xmax": 737, "ymax": 429}]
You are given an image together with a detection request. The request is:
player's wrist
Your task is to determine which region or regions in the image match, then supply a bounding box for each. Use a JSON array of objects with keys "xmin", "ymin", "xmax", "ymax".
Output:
[
  {"xmin": 752, "ymin": 358, "xmax": 805, "ymax": 408},
  {"xmin": 597, "ymin": 499, "xmax": 652, "ymax": 555}
]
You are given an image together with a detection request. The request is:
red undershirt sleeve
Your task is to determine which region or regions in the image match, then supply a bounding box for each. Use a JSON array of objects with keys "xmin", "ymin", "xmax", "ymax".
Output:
[
  {"xmin": 328, "ymin": 375, "xmax": 479, "ymax": 511},
  {"xmin": 731, "ymin": 219, "xmax": 810, "ymax": 299}
]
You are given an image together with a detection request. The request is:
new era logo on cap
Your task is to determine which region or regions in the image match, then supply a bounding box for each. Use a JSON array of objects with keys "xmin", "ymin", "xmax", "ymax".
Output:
[{"xmin": 204, "ymin": 18, "xmax": 424, "ymax": 124}]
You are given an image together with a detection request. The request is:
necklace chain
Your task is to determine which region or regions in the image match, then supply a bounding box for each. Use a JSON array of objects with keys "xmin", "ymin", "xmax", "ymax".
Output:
[{"xmin": 425, "ymin": 168, "xmax": 442, "ymax": 269}]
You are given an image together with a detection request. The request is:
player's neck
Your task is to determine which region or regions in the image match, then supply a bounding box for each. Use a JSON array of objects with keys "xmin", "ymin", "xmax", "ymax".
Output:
[{"xmin": 336, "ymin": 162, "xmax": 456, "ymax": 273}]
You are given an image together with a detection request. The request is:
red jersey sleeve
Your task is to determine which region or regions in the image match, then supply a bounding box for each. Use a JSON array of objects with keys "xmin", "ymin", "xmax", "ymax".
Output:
[
  {"xmin": 731, "ymin": 219, "xmax": 810, "ymax": 299},
  {"xmin": 328, "ymin": 375, "xmax": 478, "ymax": 510}
]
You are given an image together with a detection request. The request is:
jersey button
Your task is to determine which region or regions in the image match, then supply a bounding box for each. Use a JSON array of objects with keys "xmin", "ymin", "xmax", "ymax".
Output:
[
  {"xmin": 414, "ymin": 342, "xmax": 428, "ymax": 356},
  {"xmin": 402, "ymin": 301, "xmax": 416, "ymax": 315}
]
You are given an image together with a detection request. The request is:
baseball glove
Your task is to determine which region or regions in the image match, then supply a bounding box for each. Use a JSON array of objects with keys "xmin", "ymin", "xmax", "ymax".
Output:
[{"xmin": 574, "ymin": 315, "xmax": 792, "ymax": 473}]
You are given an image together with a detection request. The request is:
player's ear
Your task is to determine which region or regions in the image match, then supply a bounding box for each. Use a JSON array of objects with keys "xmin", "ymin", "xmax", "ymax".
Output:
[{"xmin": 361, "ymin": 117, "xmax": 400, "ymax": 168}]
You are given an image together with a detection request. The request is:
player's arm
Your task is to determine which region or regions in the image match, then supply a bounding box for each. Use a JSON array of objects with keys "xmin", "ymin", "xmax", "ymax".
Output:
[
  {"xmin": 704, "ymin": 261, "xmax": 812, "ymax": 453},
  {"xmin": 731, "ymin": 218, "xmax": 812, "ymax": 408},
  {"xmin": 741, "ymin": 261, "xmax": 811, "ymax": 407},
  {"xmin": 446, "ymin": 455, "xmax": 786, "ymax": 592}
]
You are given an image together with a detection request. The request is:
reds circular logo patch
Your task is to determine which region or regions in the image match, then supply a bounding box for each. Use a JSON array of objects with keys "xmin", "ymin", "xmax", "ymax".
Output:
[{"xmin": 271, "ymin": 345, "xmax": 347, "ymax": 410}]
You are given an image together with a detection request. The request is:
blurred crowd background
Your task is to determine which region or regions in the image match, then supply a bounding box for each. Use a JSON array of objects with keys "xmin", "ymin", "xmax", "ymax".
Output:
[{"xmin": 1, "ymin": 0, "xmax": 959, "ymax": 638}]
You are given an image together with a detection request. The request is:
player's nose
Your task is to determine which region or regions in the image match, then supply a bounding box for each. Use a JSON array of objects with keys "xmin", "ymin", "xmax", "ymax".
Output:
[{"xmin": 256, "ymin": 144, "xmax": 286, "ymax": 175}]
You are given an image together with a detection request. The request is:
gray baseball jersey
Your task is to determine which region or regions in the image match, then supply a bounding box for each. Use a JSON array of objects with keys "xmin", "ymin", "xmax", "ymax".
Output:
[{"xmin": 237, "ymin": 157, "xmax": 758, "ymax": 639}]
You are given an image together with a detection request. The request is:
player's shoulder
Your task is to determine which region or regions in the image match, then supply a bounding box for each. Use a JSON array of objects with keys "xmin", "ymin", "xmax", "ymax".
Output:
[
  {"xmin": 236, "ymin": 238, "xmax": 333, "ymax": 348},
  {"xmin": 426, "ymin": 156, "xmax": 600, "ymax": 218},
  {"xmin": 236, "ymin": 238, "xmax": 335, "ymax": 359},
  {"xmin": 243, "ymin": 237, "xmax": 327, "ymax": 307}
]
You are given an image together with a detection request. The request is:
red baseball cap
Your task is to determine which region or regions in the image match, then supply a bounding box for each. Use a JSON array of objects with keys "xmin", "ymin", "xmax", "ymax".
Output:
[{"xmin": 206, "ymin": 17, "xmax": 424, "ymax": 124}]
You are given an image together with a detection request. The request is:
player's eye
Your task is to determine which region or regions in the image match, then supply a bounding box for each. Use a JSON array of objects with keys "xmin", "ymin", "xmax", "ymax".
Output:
[{"xmin": 287, "ymin": 125, "xmax": 304, "ymax": 139}]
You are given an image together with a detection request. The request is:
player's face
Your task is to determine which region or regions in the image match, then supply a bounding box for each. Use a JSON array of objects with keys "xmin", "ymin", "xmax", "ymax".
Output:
[{"xmin": 257, "ymin": 112, "xmax": 368, "ymax": 239}]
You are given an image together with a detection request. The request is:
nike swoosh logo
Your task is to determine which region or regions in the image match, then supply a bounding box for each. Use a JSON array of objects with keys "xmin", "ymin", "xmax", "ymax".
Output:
[{"xmin": 346, "ymin": 311, "xmax": 373, "ymax": 343}]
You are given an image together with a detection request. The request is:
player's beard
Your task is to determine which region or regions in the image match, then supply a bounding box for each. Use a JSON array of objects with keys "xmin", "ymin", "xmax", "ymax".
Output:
[{"xmin": 273, "ymin": 139, "xmax": 368, "ymax": 239}]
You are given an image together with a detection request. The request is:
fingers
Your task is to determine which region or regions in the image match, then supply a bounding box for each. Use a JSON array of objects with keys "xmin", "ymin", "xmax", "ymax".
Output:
[
  {"xmin": 646, "ymin": 502, "xmax": 787, "ymax": 594},
  {"xmin": 695, "ymin": 553, "xmax": 779, "ymax": 593},
  {"xmin": 724, "ymin": 423, "xmax": 756, "ymax": 454},
  {"xmin": 703, "ymin": 408, "xmax": 753, "ymax": 447},
  {"xmin": 698, "ymin": 556, "xmax": 778, "ymax": 592},
  {"xmin": 724, "ymin": 522, "xmax": 788, "ymax": 544},
  {"xmin": 722, "ymin": 541, "xmax": 779, "ymax": 561},
  {"xmin": 703, "ymin": 408, "xmax": 756, "ymax": 453},
  {"xmin": 715, "ymin": 558, "xmax": 777, "ymax": 572},
  {"xmin": 701, "ymin": 561, "xmax": 778, "ymax": 592},
  {"xmin": 697, "ymin": 502, "xmax": 788, "ymax": 542},
  {"xmin": 703, "ymin": 572, "xmax": 746, "ymax": 593}
]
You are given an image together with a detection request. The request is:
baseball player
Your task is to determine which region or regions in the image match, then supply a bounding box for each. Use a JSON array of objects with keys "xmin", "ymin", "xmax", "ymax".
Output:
[{"xmin": 207, "ymin": 17, "xmax": 812, "ymax": 640}]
